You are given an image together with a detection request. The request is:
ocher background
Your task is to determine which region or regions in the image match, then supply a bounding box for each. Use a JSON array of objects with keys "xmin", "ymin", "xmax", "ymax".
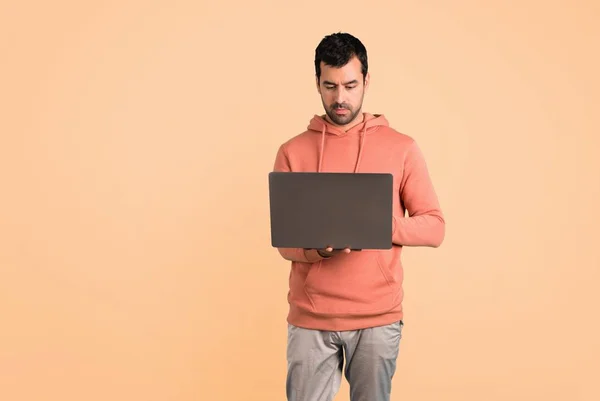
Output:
[{"xmin": 1, "ymin": 1, "xmax": 598, "ymax": 400}]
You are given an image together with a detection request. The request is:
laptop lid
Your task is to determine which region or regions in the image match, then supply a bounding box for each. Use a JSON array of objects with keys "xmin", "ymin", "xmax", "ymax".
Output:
[{"xmin": 268, "ymin": 172, "xmax": 393, "ymax": 250}]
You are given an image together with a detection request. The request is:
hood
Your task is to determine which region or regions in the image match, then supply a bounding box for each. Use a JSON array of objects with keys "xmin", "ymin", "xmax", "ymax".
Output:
[{"xmin": 307, "ymin": 112, "xmax": 389, "ymax": 173}]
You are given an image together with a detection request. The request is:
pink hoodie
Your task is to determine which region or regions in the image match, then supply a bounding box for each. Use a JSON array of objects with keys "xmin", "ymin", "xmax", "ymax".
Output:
[{"xmin": 273, "ymin": 113, "xmax": 444, "ymax": 331}]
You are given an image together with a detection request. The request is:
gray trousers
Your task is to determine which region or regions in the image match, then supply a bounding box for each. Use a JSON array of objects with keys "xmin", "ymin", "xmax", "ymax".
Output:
[{"xmin": 286, "ymin": 320, "xmax": 403, "ymax": 401}]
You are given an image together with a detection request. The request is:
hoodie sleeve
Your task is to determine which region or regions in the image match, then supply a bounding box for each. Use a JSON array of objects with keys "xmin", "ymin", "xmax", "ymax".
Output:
[
  {"xmin": 392, "ymin": 140, "xmax": 445, "ymax": 247},
  {"xmin": 272, "ymin": 144, "xmax": 326, "ymax": 263}
]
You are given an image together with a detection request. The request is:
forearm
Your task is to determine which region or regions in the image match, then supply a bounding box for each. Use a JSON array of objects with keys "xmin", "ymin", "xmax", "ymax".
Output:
[
  {"xmin": 277, "ymin": 248, "xmax": 325, "ymax": 263},
  {"xmin": 392, "ymin": 212, "xmax": 445, "ymax": 247}
]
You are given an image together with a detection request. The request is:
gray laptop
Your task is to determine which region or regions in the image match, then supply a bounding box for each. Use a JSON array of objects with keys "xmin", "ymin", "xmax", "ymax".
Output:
[{"xmin": 268, "ymin": 172, "xmax": 393, "ymax": 250}]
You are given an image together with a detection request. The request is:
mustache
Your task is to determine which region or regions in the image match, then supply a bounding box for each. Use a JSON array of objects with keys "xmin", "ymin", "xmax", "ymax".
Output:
[{"xmin": 331, "ymin": 103, "xmax": 351, "ymax": 110}]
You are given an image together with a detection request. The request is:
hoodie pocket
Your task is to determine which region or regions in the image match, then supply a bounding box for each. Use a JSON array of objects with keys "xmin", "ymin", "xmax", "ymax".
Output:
[
  {"xmin": 303, "ymin": 250, "xmax": 399, "ymax": 315},
  {"xmin": 376, "ymin": 246, "xmax": 403, "ymax": 287}
]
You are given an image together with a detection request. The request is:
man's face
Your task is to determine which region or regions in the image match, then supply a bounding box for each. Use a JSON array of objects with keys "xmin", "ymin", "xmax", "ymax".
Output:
[{"xmin": 316, "ymin": 56, "xmax": 369, "ymax": 128}]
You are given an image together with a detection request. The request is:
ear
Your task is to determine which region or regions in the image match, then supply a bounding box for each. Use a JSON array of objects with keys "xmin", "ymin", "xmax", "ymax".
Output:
[
  {"xmin": 364, "ymin": 72, "xmax": 370, "ymax": 90},
  {"xmin": 315, "ymin": 75, "xmax": 321, "ymax": 94}
]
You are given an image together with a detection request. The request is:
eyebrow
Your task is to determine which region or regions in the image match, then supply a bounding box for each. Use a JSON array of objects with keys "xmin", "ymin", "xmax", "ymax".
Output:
[{"xmin": 323, "ymin": 80, "xmax": 359, "ymax": 86}]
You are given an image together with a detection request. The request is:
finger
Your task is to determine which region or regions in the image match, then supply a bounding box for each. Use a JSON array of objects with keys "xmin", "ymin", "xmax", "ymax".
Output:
[{"xmin": 344, "ymin": 248, "xmax": 351, "ymax": 253}]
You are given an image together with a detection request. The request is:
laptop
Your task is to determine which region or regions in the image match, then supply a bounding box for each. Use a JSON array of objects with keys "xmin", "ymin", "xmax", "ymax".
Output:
[{"xmin": 268, "ymin": 172, "xmax": 393, "ymax": 250}]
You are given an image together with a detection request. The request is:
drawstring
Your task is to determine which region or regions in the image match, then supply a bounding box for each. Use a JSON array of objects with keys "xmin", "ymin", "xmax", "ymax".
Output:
[
  {"xmin": 353, "ymin": 125, "xmax": 367, "ymax": 173},
  {"xmin": 318, "ymin": 123, "xmax": 368, "ymax": 173},
  {"xmin": 318, "ymin": 125, "xmax": 326, "ymax": 172}
]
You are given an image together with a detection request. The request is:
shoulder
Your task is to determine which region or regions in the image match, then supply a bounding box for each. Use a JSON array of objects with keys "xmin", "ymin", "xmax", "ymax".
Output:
[
  {"xmin": 276, "ymin": 129, "xmax": 317, "ymax": 154},
  {"xmin": 375, "ymin": 125, "xmax": 419, "ymax": 154}
]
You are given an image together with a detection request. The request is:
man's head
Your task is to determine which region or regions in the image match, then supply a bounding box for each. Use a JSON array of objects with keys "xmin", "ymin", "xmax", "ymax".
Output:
[{"xmin": 314, "ymin": 32, "xmax": 370, "ymax": 129}]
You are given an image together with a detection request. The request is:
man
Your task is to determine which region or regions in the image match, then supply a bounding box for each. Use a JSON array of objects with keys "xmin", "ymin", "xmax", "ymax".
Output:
[{"xmin": 272, "ymin": 32, "xmax": 445, "ymax": 401}]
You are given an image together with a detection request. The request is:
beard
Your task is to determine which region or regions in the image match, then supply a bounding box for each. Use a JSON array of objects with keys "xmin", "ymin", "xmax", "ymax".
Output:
[{"xmin": 323, "ymin": 100, "xmax": 363, "ymax": 126}]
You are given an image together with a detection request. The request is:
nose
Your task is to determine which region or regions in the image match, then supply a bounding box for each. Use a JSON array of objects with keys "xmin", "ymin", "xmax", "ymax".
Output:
[{"xmin": 334, "ymin": 88, "xmax": 345, "ymax": 104}]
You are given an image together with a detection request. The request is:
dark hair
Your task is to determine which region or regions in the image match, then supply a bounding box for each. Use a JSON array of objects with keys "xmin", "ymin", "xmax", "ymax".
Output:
[{"xmin": 314, "ymin": 32, "xmax": 368, "ymax": 82}]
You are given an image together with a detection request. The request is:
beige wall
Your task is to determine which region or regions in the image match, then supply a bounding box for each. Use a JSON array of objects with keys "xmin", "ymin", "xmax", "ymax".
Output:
[{"xmin": 1, "ymin": 1, "xmax": 598, "ymax": 400}]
